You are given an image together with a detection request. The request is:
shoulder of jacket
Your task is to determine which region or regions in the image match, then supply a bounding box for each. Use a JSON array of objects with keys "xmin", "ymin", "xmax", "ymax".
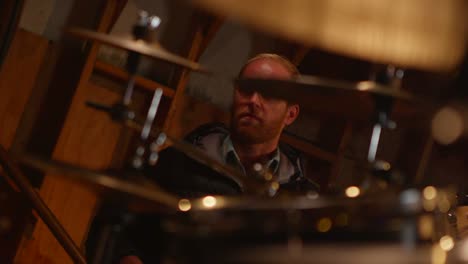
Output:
[
  {"xmin": 184, "ymin": 122, "xmax": 230, "ymax": 144},
  {"xmin": 279, "ymin": 141, "xmax": 302, "ymax": 162}
]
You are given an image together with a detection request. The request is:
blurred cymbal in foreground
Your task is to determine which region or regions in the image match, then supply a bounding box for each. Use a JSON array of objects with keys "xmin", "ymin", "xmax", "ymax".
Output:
[{"xmin": 192, "ymin": 0, "xmax": 467, "ymax": 72}]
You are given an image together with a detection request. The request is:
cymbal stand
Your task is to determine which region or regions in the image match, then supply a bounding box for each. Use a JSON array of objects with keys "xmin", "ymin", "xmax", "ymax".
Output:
[
  {"xmin": 132, "ymin": 88, "xmax": 163, "ymax": 169},
  {"xmin": 362, "ymin": 66, "xmax": 420, "ymax": 249},
  {"xmin": 361, "ymin": 66, "xmax": 402, "ymax": 191},
  {"xmin": 90, "ymin": 12, "xmax": 164, "ymax": 264}
]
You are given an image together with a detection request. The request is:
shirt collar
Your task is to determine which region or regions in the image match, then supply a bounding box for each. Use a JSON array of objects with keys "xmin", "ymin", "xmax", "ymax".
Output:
[{"xmin": 221, "ymin": 135, "xmax": 281, "ymax": 175}]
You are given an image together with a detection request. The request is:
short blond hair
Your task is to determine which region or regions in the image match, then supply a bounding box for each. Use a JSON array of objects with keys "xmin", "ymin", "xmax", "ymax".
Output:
[{"xmin": 238, "ymin": 53, "xmax": 299, "ymax": 77}]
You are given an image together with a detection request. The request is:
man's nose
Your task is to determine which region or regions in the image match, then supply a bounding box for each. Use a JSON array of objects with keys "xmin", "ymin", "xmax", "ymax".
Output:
[{"xmin": 245, "ymin": 91, "xmax": 262, "ymax": 105}]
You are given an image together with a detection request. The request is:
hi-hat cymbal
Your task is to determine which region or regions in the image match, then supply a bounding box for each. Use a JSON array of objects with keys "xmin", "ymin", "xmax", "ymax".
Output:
[
  {"xmin": 17, "ymin": 153, "xmax": 179, "ymax": 212},
  {"xmin": 67, "ymin": 28, "xmax": 209, "ymax": 73},
  {"xmin": 193, "ymin": 0, "xmax": 467, "ymax": 71}
]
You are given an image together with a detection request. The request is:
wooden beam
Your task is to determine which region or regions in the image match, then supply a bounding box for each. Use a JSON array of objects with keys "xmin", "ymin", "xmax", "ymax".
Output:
[
  {"xmin": 330, "ymin": 121, "xmax": 353, "ymax": 183},
  {"xmin": 280, "ymin": 133, "xmax": 337, "ymax": 163},
  {"xmin": 93, "ymin": 60, "xmax": 175, "ymax": 98},
  {"xmin": 0, "ymin": 28, "xmax": 48, "ymax": 197},
  {"xmin": 292, "ymin": 46, "xmax": 310, "ymax": 66},
  {"xmin": 163, "ymin": 12, "xmax": 222, "ymax": 138},
  {"xmin": 0, "ymin": 29, "xmax": 49, "ymax": 150},
  {"xmin": 198, "ymin": 17, "xmax": 224, "ymax": 55}
]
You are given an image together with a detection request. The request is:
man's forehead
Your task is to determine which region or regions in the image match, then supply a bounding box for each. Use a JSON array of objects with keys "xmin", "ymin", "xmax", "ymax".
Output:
[{"xmin": 241, "ymin": 58, "xmax": 293, "ymax": 79}]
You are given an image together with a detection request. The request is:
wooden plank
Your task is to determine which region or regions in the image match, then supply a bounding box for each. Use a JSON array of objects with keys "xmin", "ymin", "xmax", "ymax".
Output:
[
  {"xmin": 292, "ymin": 46, "xmax": 310, "ymax": 66},
  {"xmin": 0, "ymin": 28, "xmax": 49, "ymax": 264},
  {"xmin": 164, "ymin": 13, "xmax": 220, "ymax": 138},
  {"xmin": 93, "ymin": 60, "xmax": 175, "ymax": 98},
  {"xmin": 14, "ymin": 1, "xmax": 125, "ymax": 263},
  {"xmin": 0, "ymin": 28, "xmax": 48, "ymax": 192},
  {"xmin": 14, "ymin": 82, "xmax": 122, "ymax": 264},
  {"xmin": 0, "ymin": 29, "xmax": 49, "ymax": 150},
  {"xmin": 280, "ymin": 133, "xmax": 337, "ymax": 163},
  {"xmin": 330, "ymin": 121, "xmax": 353, "ymax": 183}
]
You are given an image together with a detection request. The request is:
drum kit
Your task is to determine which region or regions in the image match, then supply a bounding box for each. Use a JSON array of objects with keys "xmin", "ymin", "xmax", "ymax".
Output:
[{"xmin": 1, "ymin": 1, "xmax": 467, "ymax": 263}]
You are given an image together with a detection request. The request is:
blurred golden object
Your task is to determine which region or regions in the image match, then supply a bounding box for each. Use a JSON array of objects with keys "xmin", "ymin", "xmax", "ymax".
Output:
[
  {"xmin": 345, "ymin": 186, "xmax": 360, "ymax": 198},
  {"xmin": 193, "ymin": 0, "xmax": 467, "ymax": 71},
  {"xmin": 423, "ymin": 186, "xmax": 438, "ymax": 200},
  {"xmin": 456, "ymin": 206, "xmax": 468, "ymax": 237},
  {"xmin": 202, "ymin": 195, "xmax": 217, "ymax": 208},
  {"xmin": 418, "ymin": 215, "xmax": 434, "ymax": 240},
  {"xmin": 431, "ymin": 244, "xmax": 447, "ymax": 264},
  {"xmin": 432, "ymin": 104, "xmax": 468, "ymax": 145},
  {"xmin": 439, "ymin": 235, "xmax": 454, "ymax": 251},
  {"xmin": 178, "ymin": 199, "xmax": 192, "ymax": 212},
  {"xmin": 317, "ymin": 217, "xmax": 332, "ymax": 232}
]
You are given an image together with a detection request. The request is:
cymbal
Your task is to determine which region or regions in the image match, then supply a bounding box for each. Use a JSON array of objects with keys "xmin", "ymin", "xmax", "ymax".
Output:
[
  {"xmin": 185, "ymin": 191, "xmax": 421, "ymax": 214},
  {"xmin": 192, "ymin": 0, "xmax": 467, "ymax": 71},
  {"xmin": 67, "ymin": 28, "xmax": 209, "ymax": 73},
  {"xmin": 75, "ymin": 100, "xmax": 274, "ymax": 195},
  {"xmin": 236, "ymin": 76, "xmax": 413, "ymax": 101},
  {"xmin": 234, "ymin": 76, "xmax": 429, "ymax": 121},
  {"xmin": 123, "ymin": 119, "xmax": 269, "ymax": 195},
  {"xmin": 17, "ymin": 153, "xmax": 180, "ymax": 212}
]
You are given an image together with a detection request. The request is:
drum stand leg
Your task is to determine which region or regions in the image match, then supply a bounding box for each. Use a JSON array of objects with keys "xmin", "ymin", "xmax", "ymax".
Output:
[
  {"xmin": 91, "ymin": 206, "xmax": 133, "ymax": 264},
  {"xmin": 0, "ymin": 146, "xmax": 87, "ymax": 264},
  {"xmin": 361, "ymin": 65, "xmax": 402, "ymax": 191}
]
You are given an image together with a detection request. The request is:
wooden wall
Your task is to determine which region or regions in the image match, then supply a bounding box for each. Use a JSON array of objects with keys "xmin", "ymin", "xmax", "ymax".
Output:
[
  {"xmin": 0, "ymin": 29, "xmax": 49, "ymax": 263},
  {"xmin": 14, "ymin": 81, "xmax": 123, "ymax": 264},
  {"xmin": 0, "ymin": 29, "xmax": 49, "ymax": 150},
  {"xmin": 13, "ymin": 0, "xmax": 128, "ymax": 262}
]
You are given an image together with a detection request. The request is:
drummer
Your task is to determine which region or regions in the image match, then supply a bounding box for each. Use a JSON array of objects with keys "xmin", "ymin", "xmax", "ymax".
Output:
[
  {"xmin": 150, "ymin": 53, "xmax": 319, "ymax": 197},
  {"xmin": 115, "ymin": 53, "xmax": 319, "ymax": 264}
]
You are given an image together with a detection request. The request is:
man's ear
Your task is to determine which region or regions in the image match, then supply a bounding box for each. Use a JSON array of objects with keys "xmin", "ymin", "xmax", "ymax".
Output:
[{"xmin": 284, "ymin": 104, "xmax": 300, "ymax": 126}]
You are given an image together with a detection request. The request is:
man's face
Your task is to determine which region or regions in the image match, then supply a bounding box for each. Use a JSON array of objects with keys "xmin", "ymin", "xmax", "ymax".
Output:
[{"xmin": 231, "ymin": 58, "xmax": 299, "ymax": 144}]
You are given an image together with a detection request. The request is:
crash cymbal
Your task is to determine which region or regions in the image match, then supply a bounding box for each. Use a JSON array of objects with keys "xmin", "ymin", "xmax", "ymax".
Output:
[
  {"xmin": 17, "ymin": 153, "xmax": 179, "ymax": 212},
  {"xmin": 67, "ymin": 28, "xmax": 209, "ymax": 73},
  {"xmin": 192, "ymin": 0, "xmax": 467, "ymax": 71},
  {"xmin": 236, "ymin": 75, "xmax": 412, "ymax": 101}
]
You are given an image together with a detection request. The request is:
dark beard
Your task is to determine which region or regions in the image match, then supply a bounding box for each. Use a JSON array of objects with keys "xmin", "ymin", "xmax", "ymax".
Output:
[{"xmin": 230, "ymin": 114, "xmax": 285, "ymax": 144}]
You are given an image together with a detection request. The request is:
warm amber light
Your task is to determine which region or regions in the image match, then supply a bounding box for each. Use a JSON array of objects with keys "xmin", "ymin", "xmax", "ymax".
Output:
[
  {"xmin": 439, "ymin": 235, "xmax": 454, "ymax": 251},
  {"xmin": 335, "ymin": 213, "xmax": 348, "ymax": 227},
  {"xmin": 194, "ymin": 0, "xmax": 467, "ymax": 71},
  {"xmin": 317, "ymin": 217, "xmax": 332, "ymax": 232},
  {"xmin": 432, "ymin": 244, "xmax": 447, "ymax": 264},
  {"xmin": 431, "ymin": 107, "xmax": 463, "ymax": 145},
  {"xmin": 459, "ymin": 238, "xmax": 468, "ymax": 262},
  {"xmin": 423, "ymin": 199, "xmax": 437, "ymax": 211},
  {"xmin": 423, "ymin": 186, "xmax": 438, "ymax": 200},
  {"xmin": 418, "ymin": 215, "xmax": 433, "ymax": 240},
  {"xmin": 345, "ymin": 186, "xmax": 360, "ymax": 198},
  {"xmin": 202, "ymin": 196, "xmax": 217, "ymax": 208},
  {"xmin": 438, "ymin": 197, "xmax": 451, "ymax": 213},
  {"xmin": 178, "ymin": 199, "xmax": 191, "ymax": 212}
]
